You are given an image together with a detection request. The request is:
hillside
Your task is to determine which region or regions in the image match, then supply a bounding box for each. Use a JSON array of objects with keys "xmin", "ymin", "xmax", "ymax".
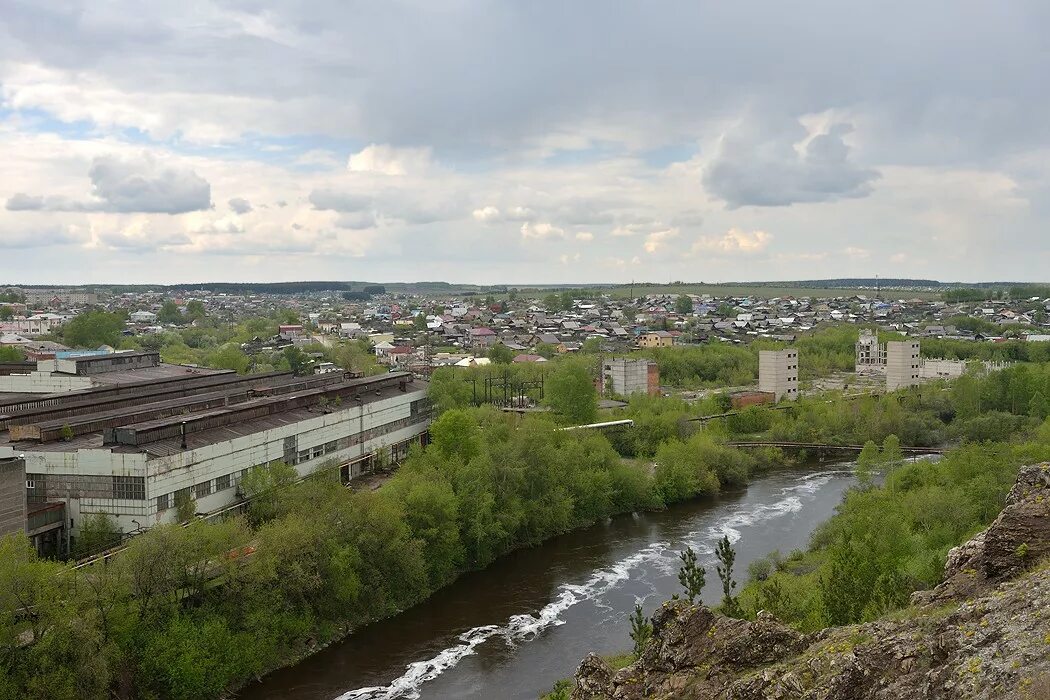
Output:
[{"xmin": 568, "ymin": 463, "xmax": 1050, "ymax": 700}]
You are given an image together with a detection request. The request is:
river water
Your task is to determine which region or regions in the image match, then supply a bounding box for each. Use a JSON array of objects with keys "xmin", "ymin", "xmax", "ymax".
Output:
[{"xmin": 247, "ymin": 465, "xmax": 857, "ymax": 700}]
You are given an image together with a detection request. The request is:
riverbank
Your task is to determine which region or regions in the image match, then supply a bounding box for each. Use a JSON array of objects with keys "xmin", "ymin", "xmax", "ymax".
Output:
[
  {"xmin": 562, "ymin": 462, "xmax": 1050, "ymax": 700},
  {"xmin": 247, "ymin": 465, "xmax": 860, "ymax": 699}
]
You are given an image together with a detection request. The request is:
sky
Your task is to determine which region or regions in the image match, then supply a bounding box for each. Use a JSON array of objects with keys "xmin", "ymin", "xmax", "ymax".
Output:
[{"xmin": 1, "ymin": 1, "xmax": 1048, "ymax": 286}]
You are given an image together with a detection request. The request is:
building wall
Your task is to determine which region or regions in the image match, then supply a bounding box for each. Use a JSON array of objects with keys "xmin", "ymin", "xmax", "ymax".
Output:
[
  {"xmin": 638, "ymin": 333, "xmax": 673, "ymax": 348},
  {"xmin": 886, "ymin": 340, "xmax": 921, "ymax": 391},
  {"xmin": 21, "ymin": 386, "xmax": 430, "ymax": 536},
  {"xmin": 604, "ymin": 358, "xmax": 654, "ymax": 396},
  {"xmin": 759, "ymin": 348, "xmax": 799, "ymax": 401},
  {"xmin": 0, "ymin": 458, "xmax": 26, "ymax": 537},
  {"xmin": 0, "ymin": 371, "xmax": 95, "ymax": 394}
]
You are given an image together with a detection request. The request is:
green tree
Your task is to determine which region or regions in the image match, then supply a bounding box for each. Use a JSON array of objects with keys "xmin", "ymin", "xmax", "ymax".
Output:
[
  {"xmin": 282, "ymin": 346, "xmax": 313, "ymax": 375},
  {"xmin": 715, "ymin": 535, "xmax": 743, "ymax": 617},
  {"xmin": 0, "ymin": 305, "xmax": 13, "ymax": 321},
  {"xmin": 240, "ymin": 461, "xmax": 299, "ymax": 524},
  {"xmin": 157, "ymin": 300, "xmax": 184, "ymax": 324},
  {"xmin": 881, "ymin": 434, "xmax": 903, "ymax": 465},
  {"xmin": 62, "ymin": 310, "xmax": 126, "ymax": 348},
  {"xmin": 677, "ymin": 546, "xmax": 706, "ymax": 603},
  {"xmin": 542, "ymin": 293, "xmax": 563, "ymax": 312},
  {"xmin": 207, "ymin": 344, "xmax": 250, "ymax": 373},
  {"xmin": 629, "ymin": 604, "xmax": 653, "ymax": 656},
  {"xmin": 0, "ymin": 346, "xmax": 25, "ymax": 361},
  {"xmin": 185, "ymin": 300, "xmax": 207, "ymax": 320},
  {"xmin": 1029, "ymin": 391, "xmax": 1049, "ymax": 421},
  {"xmin": 535, "ymin": 343, "xmax": 557, "ymax": 359},
  {"xmin": 73, "ymin": 512, "xmax": 122, "ymax": 558},
  {"xmin": 856, "ymin": 439, "xmax": 880, "ymax": 488},
  {"xmin": 544, "ymin": 358, "xmax": 598, "ymax": 423},
  {"xmin": 560, "ymin": 290, "xmax": 574, "ymax": 310},
  {"xmin": 488, "ymin": 344, "xmax": 514, "ymax": 364},
  {"xmin": 674, "ymin": 295, "xmax": 694, "ymax": 315}
]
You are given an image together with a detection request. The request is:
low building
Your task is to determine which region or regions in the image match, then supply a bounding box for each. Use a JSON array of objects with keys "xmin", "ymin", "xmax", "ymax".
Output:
[
  {"xmin": 759, "ymin": 348, "xmax": 799, "ymax": 401},
  {"xmin": 603, "ymin": 358, "xmax": 659, "ymax": 396},
  {"xmin": 638, "ymin": 331, "xmax": 674, "ymax": 348},
  {"xmin": 729, "ymin": 390, "xmax": 775, "ymax": 409}
]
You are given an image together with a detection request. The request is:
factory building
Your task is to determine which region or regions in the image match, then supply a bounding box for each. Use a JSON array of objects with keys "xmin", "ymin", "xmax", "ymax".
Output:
[
  {"xmin": 603, "ymin": 358, "xmax": 659, "ymax": 397},
  {"xmin": 758, "ymin": 348, "xmax": 799, "ymax": 401},
  {"xmin": 0, "ymin": 356, "xmax": 431, "ymax": 553}
]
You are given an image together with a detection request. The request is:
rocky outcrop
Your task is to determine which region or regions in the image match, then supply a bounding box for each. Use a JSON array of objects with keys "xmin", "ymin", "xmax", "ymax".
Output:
[
  {"xmin": 570, "ymin": 464, "xmax": 1050, "ymax": 700},
  {"xmin": 914, "ymin": 462, "xmax": 1050, "ymax": 606}
]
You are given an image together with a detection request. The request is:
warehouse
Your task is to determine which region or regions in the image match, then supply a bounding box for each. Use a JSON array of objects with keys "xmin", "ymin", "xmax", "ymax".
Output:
[{"xmin": 0, "ymin": 358, "xmax": 431, "ymax": 553}]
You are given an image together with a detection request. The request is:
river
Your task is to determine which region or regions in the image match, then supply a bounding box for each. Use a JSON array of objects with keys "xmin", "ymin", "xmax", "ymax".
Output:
[{"xmin": 247, "ymin": 465, "xmax": 857, "ymax": 700}]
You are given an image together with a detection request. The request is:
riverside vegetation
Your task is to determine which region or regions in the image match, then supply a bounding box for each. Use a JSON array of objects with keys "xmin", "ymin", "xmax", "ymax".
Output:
[{"xmin": 4, "ymin": 357, "xmax": 1050, "ymax": 699}]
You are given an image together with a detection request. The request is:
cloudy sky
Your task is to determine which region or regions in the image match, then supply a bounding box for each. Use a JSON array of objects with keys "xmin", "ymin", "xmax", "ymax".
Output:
[{"xmin": 2, "ymin": 1, "xmax": 1048, "ymax": 285}]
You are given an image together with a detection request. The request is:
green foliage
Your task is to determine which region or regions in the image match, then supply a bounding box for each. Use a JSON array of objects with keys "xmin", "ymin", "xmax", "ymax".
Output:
[
  {"xmin": 740, "ymin": 437, "xmax": 1050, "ymax": 631},
  {"xmin": 487, "ymin": 343, "xmax": 514, "ymax": 364},
  {"xmin": 0, "ymin": 305, "xmax": 13, "ymax": 321},
  {"xmin": 674, "ymin": 295, "xmax": 694, "ymax": 315},
  {"xmin": 677, "ymin": 546, "xmax": 706, "ymax": 603},
  {"xmin": 544, "ymin": 358, "xmax": 598, "ymax": 423},
  {"xmin": 715, "ymin": 535, "xmax": 743, "ymax": 618},
  {"xmin": 0, "ymin": 345, "xmax": 25, "ymax": 361},
  {"xmin": 240, "ymin": 461, "xmax": 299, "ymax": 524},
  {"xmin": 629, "ymin": 604, "xmax": 653, "ymax": 656},
  {"xmin": 157, "ymin": 300, "xmax": 184, "ymax": 324},
  {"xmin": 61, "ymin": 310, "xmax": 126, "ymax": 348},
  {"xmin": 73, "ymin": 513, "xmax": 122, "ymax": 559}
]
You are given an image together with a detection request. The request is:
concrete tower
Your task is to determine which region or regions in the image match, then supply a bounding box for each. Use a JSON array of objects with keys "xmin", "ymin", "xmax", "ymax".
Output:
[
  {"xmin": 759, "ymin": 348, "xmax": 799, "ymax": 401},
  {"xmin": 886, "ymin": 340, "xmax": 921, "ymax": 391}
]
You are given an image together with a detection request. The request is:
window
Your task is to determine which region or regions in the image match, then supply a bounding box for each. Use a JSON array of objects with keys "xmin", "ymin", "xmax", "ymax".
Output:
[
  {"xmin": 298, "ymin": 449, "xmax": 310, "ymax": 463},
  {"xmin": 113, "ymin": 475, "xmax": 146, "ymax": 500},
  {"xmin": 215, "ymin": 474, "xmax": 231, "ymax": 491},
  {"xmin": 156, "ymin": 493, "xmax": 170, "ymax": 512},
  {"xmin": 193, "ymin": 480, "xmax": 212, "ymax": 499},
  {"xmin": 312, "ymin": 446, "xmax": 324, "ymax": 459}
]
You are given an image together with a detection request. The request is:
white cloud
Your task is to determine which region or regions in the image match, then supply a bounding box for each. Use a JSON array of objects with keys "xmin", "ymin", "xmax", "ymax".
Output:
[
  {"xmin": 472, "ymin": 205, "xmax": 500, "ymax": 223},
  {"xmin": 520, "ymin": 221, "xmax": 564, "ymax": 240},
  {"xmin": 347, "ymin": 144, "xmax": 433, "ymax": 176},
  {"xmin": 843, "ymin": 246, "xmax": 870, "ymax": 260},
  {"xmin": 643, "ymin": 228, "xmax": 680, "ymax": 253},
  {"xmin": 692, "ymin": 228, "xmax": 772, "ymax": 255},
  {"xmin": 575, "ymin": 231, "xmax": 594, "ymax": 241}
]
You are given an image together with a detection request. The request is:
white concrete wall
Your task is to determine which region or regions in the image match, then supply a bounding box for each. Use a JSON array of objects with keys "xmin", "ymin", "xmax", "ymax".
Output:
[{"xmin": 0, "ymin": 371, "xmax": 95, "ymax": 394}]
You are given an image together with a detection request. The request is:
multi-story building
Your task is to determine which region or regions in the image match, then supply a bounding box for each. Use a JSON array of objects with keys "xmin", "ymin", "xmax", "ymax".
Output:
[
  {"xmin": 603, "ymin": 358, "xmax": 659, "ymax": 396},
  {"xmin": 0, "ymin": 361, "xmax": 431, "ymax": 552},
  {"xmin": 886, "ymin": 340, "xmax": 921, "ymax": 391},
  {"xmin": 759, "ymin": 348, "xmax": 799, "ymax": 401},
  {"xmin": 24, "ymin": 289, "xmax": 99, "ymax": 307},
  {"xmin": 855, "ymin": 329, "xmax": 886, "ymax": 374}
]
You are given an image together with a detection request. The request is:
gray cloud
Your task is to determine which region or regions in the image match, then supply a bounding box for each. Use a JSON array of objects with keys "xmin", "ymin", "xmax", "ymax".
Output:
[
  {"xmin": 703, "ymin": 122, "xmax": 879, "ymax": 208},
  {"xmin": 7, "ymin": 154, "xmax": 211, "ymax": 214},
  {"xmin": 228, "ymin": 197, "xmax": 253, "ymax": 214},
  {"xmin": 309, "ymin": 188, "xmax": 372, "ymax": 212},
  {"xmin": 88, "ymin": 154, "xmax": 211, "ymax": 213}
]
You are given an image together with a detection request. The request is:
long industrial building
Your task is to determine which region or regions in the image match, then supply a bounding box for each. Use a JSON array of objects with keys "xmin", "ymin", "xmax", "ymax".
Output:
[{"xmin": 0, "ymin": 353, "xmax": 431, "ymax": 554}]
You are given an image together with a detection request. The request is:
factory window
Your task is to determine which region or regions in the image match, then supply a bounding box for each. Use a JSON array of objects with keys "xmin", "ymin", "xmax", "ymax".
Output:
[
  {"xmin": 215, "ymin": 474, "xmax": 232, "ymax": 491},
  {"xmin": 312, "ymin": 446, "xmax": 324, "ymax": 459},
  {"xmin": 193, "ymin": 481, "xmax": 212, "ymax": 499},
  {"xmin": 298, "ymin": 449, "xmax": 310, "ymax": 463},
  {"xmin": 156, "ymin": 493, "xmax": 170, "ymax": 512},
  {"xmin": 113, "ymin": 475, "xmax": 146, "ymax": 500},
  {"xmin": 325, "ymin": 440, "xmax": 339, "ymax": 454}
]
